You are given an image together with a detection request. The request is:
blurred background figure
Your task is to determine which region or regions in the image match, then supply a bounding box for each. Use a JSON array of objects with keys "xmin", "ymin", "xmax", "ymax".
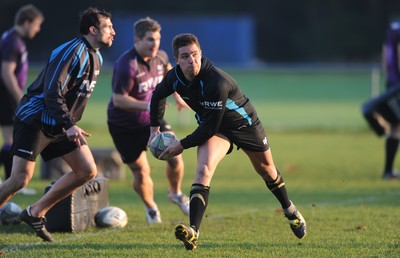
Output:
[
  {"xmin": 0, "ymin": 4, "xmax": 44, "ymax": 193},
  {"xmin": 381, "ymin": 19, "xmax": 400, "ymax": 180},
  {"xmin": 107, "ymin": 17, "xmax": 189, "ymax": 224}
]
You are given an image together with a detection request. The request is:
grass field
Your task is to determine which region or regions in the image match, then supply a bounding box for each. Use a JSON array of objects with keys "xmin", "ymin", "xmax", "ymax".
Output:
[{"xmin": 1, "ymin": 68, "xmax": 399, "ymax": 257}]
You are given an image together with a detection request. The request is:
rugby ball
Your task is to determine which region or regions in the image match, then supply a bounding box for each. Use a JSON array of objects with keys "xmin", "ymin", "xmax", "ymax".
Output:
[
  {"xmin": 149, "ymin": 132, "xmax": 178, "ymax": 160},
  {"xmin": 0, "ymin": 202, "xmax": 22, "ymax": 226},
  {"xmin": 95, "ymin": 206, "xmax": 128, "ymax": 228}
]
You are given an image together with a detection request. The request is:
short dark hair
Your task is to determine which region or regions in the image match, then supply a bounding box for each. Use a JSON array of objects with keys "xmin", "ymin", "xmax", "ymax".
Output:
[
  {"xmin": 79, "ymin": 7, "xmax": 112, "ymax": 35},
  {"xmin": 172, "ymin": 33, "xmax": 201, "ymax": 58},
  {"xmin": 14, "ymin": 4, "xmax": 44, "ymax": 25},
  {"xmin": 134, "ymin": 17, "xmax": 161, "ymax": 39}
]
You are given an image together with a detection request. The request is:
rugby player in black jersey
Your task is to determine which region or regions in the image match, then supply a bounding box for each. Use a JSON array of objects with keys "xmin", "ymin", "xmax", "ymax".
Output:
[
  {"xmin": 149, "ymin": 33, "xmax": 307, "ymax": 250},
  {"xmin": 0, "ymin": 7, "xmax": 115, "ymax": 242}
]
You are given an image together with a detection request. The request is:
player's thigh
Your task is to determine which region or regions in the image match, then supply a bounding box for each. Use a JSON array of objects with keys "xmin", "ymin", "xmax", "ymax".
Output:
[
  {"xmin": 61, "ymin": 145, "xmax": 96, "ymax": 175},
  {"xmin": 243, "ymin": 149, "xmax": 275, "ymax": 172},
  {"xmin": 127, "ymin": 150, "xmax": 150, "ymax": 175},
  {"xmin": 195, "ymin": 135, "xmax": 230, "ymax": 184},
  {"xmin": 1, "ymin": 125, "xmax": 13, "ymax": 144},
  {"xmin": 10, "ymin": 155, "xmax": 36, "ymax": 183}
]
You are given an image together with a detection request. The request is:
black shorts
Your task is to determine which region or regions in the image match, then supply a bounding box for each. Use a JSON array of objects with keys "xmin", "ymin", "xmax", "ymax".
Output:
[
  {"xmin": 219, "ymin": 120, "xmax": 269, "ymax": 153},
  {"xmin": 386, "ymin": 82, "xmax": 400, "ymax": 90},
  {"xmin": 108, "ymin": 120, "xmax": 172, "ymax": 163},
  {"xmin": 12, "ymin": 119, "xmax": 79, "ymax": 161},
  {"xmin": 0, "ymin": 86, "xmax": 18, "ymax": 126}
]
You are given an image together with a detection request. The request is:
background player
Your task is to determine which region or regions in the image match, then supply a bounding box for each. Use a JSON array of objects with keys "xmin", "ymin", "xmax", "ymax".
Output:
[
  {"xmin": 107, "ymin": 17, "xmax": 189, "ymax": 224},
  {"xmin": 381, "ymin": 19, "xmax": 400, "ymax": 180},
  {"xmin": 0, "ymin": 4, "xmax": 44, "ymax": 194}
]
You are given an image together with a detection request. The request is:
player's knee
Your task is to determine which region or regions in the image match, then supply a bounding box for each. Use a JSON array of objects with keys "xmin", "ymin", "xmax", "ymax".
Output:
[
  {"xmin": 129, "ymin": 162, "xmax": 150, "ymax": 179},
  {"xmin": 79, "ymin": 162, "xmax": 97, "ymax": 182},
  {"xmin": 196, "ymin": 164, "xmax": 214, "ymax": 178},
  {"xmin": 14, "ymin": 178, "xmax": 28, "ymax": 191},
  {"xmin": 167, "ymin": 155, "xmax": 182, "ymax": 169}
]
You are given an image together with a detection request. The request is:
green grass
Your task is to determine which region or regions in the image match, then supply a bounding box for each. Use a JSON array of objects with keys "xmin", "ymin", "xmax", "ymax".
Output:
[{"xmin": 1, "ymin": 68, "xmax": 399, "ymax": 257}]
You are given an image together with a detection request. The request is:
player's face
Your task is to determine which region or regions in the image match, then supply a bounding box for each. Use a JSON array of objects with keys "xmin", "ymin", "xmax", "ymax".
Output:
[
  {"xmin": 94, "ymin": 17, "xmax": 115, "ymax": 48},
  {"xmin": 25, "ymin": 17, "xmax": 43, "ymax": 39},
  {"xmin": 176, "ymin": 44, "xmax": 202, "ymax": 81},
  {"xmin": 135, "ymin": 31, "xmax": 161, "ymax": 61}
]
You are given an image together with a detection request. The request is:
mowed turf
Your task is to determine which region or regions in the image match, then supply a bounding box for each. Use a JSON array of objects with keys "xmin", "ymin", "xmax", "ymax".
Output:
[{"xmin": 1, "ymin": 68, "xmax": 399, "ymax": 257}]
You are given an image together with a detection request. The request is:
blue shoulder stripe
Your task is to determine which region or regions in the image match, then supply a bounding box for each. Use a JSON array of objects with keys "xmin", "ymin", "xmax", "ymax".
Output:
[
  {"xmin": 49, "ymin": 39, "xmax": 77, "ymax": 62},
  {"xmin": 76, "ymin": 50, "xmax": 89, "ymax": 78},
  {"xmin": 63, "ymin": 44, "xmax": 86, "ymax": 90},
  {"xmin": 96, "ymin": 50, "xmax": 103, "ymax": 65},
  {"xmin": 173, "ymin": 80, "xmax": 178, "ymax": 91},
  {"xmin": 48, "ymin": 38, "xmax": 83, "ymax": 90},
  {"xmin": 200, "ymin": 80, "xmax": 204, "ymax": 97}
]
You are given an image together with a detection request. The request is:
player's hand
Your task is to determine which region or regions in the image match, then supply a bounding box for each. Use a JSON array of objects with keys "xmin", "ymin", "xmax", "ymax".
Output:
[
  {"xmin": 148, "ymin": 126, "xmax": 161, "ymax": 146},
  {"xmin": 66, "ymin": 125, "xmax": 90, "ymax": 148},
  {"xmin": 159, "ymin": 139, "xmax": 183, "ymax": 159}
]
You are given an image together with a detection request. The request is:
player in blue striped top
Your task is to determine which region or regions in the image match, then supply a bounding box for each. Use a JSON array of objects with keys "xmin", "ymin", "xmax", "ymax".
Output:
[{"xmin": 0, "ymin": 7, "xmax": 115, "ymax": 242}]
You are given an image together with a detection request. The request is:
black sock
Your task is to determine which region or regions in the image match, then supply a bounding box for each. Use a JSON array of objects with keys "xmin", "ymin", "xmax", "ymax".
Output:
[
  {"xmin": 265, "ymin": 171, "xmax": 291, "ymax": 209},
  {"xmin": 189, "ymin": 184, "xmax": 210, "ymax": 231},
  {"xmin": 384, "ymin": 137, "xmax": 399, "ymax": 173}
]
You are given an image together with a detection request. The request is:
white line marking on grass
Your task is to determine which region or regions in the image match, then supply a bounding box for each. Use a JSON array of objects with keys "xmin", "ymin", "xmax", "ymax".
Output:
[{"xmin": 2, "ymin": 192, "xmax": 398, "ymax": 253}]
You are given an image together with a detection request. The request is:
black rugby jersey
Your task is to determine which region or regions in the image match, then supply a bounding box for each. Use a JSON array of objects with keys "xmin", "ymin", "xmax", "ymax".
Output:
[
  {"xmin": 150, "ymin": 57, "xmax": 259, "ymax": 149},
  {"xmin": 16, "ymin": 37, "xmax": 102, "ymax": 135}
]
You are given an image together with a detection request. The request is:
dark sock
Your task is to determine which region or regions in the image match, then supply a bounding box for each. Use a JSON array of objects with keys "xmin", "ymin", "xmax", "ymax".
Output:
[
  {"xmin": 384, "ymin": 137, "xmax": 399, "ymax": 174},
  {"xmin": 0, "ymin": 144, "xmax": 12, "ymax": 179},
  {"xmin": 189, "ymin": 184, "xmax": 210, "ymax": 231},
  {"xmin": 265, "ymin": 170, "xmax": 291, "ymax": 209}
]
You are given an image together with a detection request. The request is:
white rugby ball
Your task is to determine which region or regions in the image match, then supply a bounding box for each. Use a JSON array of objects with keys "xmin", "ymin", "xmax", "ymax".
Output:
[
  {"xmin": 95, "ymin": 206, "xmax": 128, "ymax": 228},
  {"xmin": 0, "ymin": 202, "xmax": 22, "ymax": 225},
  {"xmin": 149, "ymin": 132, "xmax": 178, "ymax": 160}
]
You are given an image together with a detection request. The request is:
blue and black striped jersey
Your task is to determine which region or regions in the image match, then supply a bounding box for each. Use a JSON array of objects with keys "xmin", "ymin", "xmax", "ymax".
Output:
[
  {"xmin": 150, "ymin": 57, "xmax": 260, "ymax": 149},
  {"xmin": 16, "ymin": 37, "xmax": 102, "ymax": 135}
]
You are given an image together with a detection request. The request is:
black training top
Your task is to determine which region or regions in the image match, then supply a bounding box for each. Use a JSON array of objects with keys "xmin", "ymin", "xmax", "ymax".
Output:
[{"xmin": 150, "ymin": 57, "xmax": 259, "ymax": 149}]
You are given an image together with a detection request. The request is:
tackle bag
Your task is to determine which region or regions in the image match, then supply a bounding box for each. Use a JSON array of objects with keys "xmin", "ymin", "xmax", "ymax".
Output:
[{"xmin": 44, "ymin": 177, "xmax": 109, "ymax": 232}]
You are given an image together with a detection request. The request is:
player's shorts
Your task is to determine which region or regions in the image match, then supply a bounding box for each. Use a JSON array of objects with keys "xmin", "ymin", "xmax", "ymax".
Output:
[
  {"xmin": 12, "ymin": 119, "xmax": 79, "ymax": 161},
  {"xmin": 219, "ymin": 120, "xmax": 269, "ymax": 153},
  {"xmin": 108, "ymin": 120, "xmax": 172, "ymax": 163},
  {"xmin": 386, "ymin": 81, "xmax": 400, "ymax": 89},
  {"xmin": 0, "ymin": 86, "xmax": 18, "ymax": 126}
]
